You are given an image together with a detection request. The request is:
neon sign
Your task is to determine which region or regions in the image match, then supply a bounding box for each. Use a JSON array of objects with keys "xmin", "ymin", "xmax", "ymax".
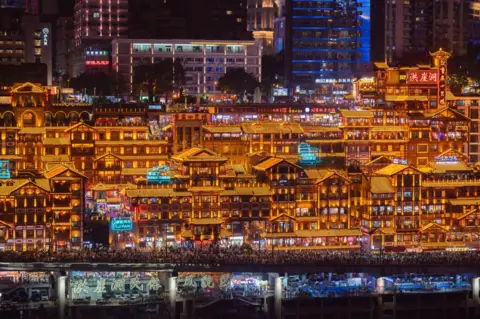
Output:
[
  {"xmin": 434, "ymin": 156, "xmax": 458, "ymax": 164},
  {"xmin": 146, "ymin": 165, "xmax": 171, "ymax": 184},
  {"xmin": 0, "ymin": 160, "xmax": 11, "ymax": 179},
  {"xmin": 110, "ymin": 218, "xmax": 133, "ymax": 232},
  {"xmin": 85, "ymin": 61, "xmax": 110, "ymax": 66},
  {"xmin": 438, "ymin": 60, "xmax": 447, "ymax": 106},
  {"xmin": 298, "ymin": 143, "xmax": 321, "ymax": 166},
  {"xmin": 406, "ymin": 70, "xmax": 439, "ymax": 84},
  {"xmin": 42, "ymin": 28, "xmax": 49, "ymax": 46}
]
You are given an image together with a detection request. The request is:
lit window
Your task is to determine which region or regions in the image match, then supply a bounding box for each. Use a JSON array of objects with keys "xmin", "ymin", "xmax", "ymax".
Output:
[
  {"xmin": 236, "ymin": 18, "xmax": 242, "ymax": 23},
  {"xmin": 93, "ymin": 12, "xmax": 100, "ymax": 18},
  {"xmin": 226, "ymin": 10, "xmax": 233, "ymax": 15}
]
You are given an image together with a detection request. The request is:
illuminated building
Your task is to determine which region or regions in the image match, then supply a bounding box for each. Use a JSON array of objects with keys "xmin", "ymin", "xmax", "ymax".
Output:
[
  {"xmin": 0, "ymin": 9, "xmax": 53, "ymax": 84},
  {"xmin": 353, "ymin": 49, "xmax": 469, "ymax": 167},
  {"xmin": 285, "ymin": 0, "xmax": 371, "ymax": 96},
  {"xmin": 247, "ymin": 0, "xmax": 275, "ymax": 55},
  {"xmin": 71, "ymin": 0, "xmax": 128, "ymax": 76},
  {"xmin": 112, "ymin": 39, "xmax": 262, "ymax": 95},
  {"xmin": 2, "ymin": 48, "xmax": 480, "ymax": 251},
  {"xmin": 385, "ymin": 0, "xmax": 468, "ymax": 63}
]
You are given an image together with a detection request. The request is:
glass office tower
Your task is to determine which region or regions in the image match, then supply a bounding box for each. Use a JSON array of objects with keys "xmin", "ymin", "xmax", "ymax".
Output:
[{"xmin": 285, "ymin": 0, "xmax": 371, "ymax": 98}]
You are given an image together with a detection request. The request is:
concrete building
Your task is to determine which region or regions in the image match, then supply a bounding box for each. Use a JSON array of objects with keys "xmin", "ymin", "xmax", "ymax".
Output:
[
  {"xmin": 385, "ymin": 0, "xmax": 469, "ymax": 63},
  {"xmin": 55, "ymin": 17, "xmax": 73, "ymax": 77},
  {"xmin": 0, "ymin": 9, "xmax": 53, "ymax": 84},
  {"xmin": 112, "ymin": 39, "xmax": 262, "ymax": 95}
]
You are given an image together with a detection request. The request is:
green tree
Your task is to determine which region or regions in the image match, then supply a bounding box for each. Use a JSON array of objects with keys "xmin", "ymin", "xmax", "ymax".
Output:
[
  {"xmin": 217, "ymin": 68, "xmax": 260, "ymax": 97},
  {"xmin": 262, "ymin": 52, "xmax": 284, "ymax": 98},
  {"xmin": 133, "ymin": 59, "xmax": 185, "ymax": 103},
  {"xmin": 70, "ymin": 71, "xmax": 128, "ymax": 96}
]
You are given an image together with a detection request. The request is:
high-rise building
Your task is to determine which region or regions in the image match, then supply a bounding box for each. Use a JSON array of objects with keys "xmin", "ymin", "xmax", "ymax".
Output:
[
  {"xmin": 385, "ymin": 0, "xmax": 469, "ymax": 63},
  {"xmin": 56, "ymin": 17, "xmax": 73, "ymax": 77},
  {"xmin": 247, "ymin": 0, "xmax": 276, "ymax": 55},
  {"xmin": 73, "ymin": 0, "xmax": 128, "ymax": 44},
  {"xmin": 0, "ymin": 0, "xmax": 24, "ymax": 8},
  {"xmin": 71, "ymin": 0, "xmax": 128, "ymax": 76},
  {"xmin": 471, "ymin": 0, "xmax": 480, "ymax": 44},
  {"xmin": 273, "ymin": 0, "xmax": 286, "ymax": 54},
  {"xmin": 185, "ymin": 0, "xmax": 252, "ymax": 41},
  {"xmin": 285, "ymin": 0, "xmax": 371, "ymax": 96},
  {"xmin": 128, "ymin": 0, "xmax": 187, "ymax": 39},
  {"xmin": 0, "ymin": 8, "xmax": 52, "ymax": 84}
]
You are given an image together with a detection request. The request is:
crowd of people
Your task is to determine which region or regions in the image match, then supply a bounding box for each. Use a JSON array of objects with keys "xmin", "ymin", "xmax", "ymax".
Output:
[{"xmin": 1, "ymin": 246, "xmax": 480, "ymax": 266}]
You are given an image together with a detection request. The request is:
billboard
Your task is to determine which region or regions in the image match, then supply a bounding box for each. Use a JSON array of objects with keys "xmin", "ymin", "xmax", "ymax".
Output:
[
  {"xmin": 146, "ymin": 165, "xmax": 171, "ymax": 184},
  {"xmin": 298, "ymin": 143, "xmax": 321, "ymax": 166},
  {"xmin": 110, "ymin": 218, "xmax": 133, "ymax": 232},
  {"xmin": 406, "ymin": 70, "xmax": 439, "ymax": 84},
  {"xmin": 0, "ymin": 160, "xmax": 11, "ymax": 179}
]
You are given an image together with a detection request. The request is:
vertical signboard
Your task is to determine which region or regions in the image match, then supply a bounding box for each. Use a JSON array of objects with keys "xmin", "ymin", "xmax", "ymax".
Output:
[
  {"xmin": 438, "ymin": 59, "xmax": 447, "ymax": 107},
  {"xmin": 430, "ymin": 49, "xmax": 451, "ymax": 108}
]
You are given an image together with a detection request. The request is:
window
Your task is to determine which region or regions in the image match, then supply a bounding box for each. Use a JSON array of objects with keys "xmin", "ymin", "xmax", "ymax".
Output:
[
  {"xmin": 417, "ymin": 144, "xmax": 427, "ymax": 152},
  {"xmin": 93, "ymin": 12, "xmax": 100, "ymax": 18}
]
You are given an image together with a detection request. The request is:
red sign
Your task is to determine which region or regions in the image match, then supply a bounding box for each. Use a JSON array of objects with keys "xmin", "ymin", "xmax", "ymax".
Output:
[
  {"xmin": 85, "ymin": 60, "xmax": 110, "ymax": 66},
  {"xmin": 407, "ymin": 70, "xmax": 439, "ymax": 84}
]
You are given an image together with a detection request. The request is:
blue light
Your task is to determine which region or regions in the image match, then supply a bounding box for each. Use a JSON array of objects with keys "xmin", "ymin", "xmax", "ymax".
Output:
[
  {"xmin": 0, "ymin": 160, "xmax": 11, "ymax": 179},
  {"xmin": 110, "ymin": 218, "xmax": 133, "ymax": 232},
  {"xmin": 299, "ymin": 143, "xmax": 321, "ymax": 166},
  {"xmin": 146, "ymin": 165, "xmax": 172, "ymax": 184}
]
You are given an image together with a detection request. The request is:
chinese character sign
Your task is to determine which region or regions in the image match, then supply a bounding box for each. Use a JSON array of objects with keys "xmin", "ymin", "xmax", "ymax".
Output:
[
  {"xmin": 438, "ymin": 60, "xmax": 447, "ymax": 106},
  {"xmin": 73, "ymin": 279, "xmax": 89, "ymax": 295},
  {"xmin": 94, "ymin": 278, "xmax": 107, "ymax": 294},
  {"xmin": 407, "ymin": 70, "xmax": 439, "ymax": 84},
  {"xmin": 111, "ymin": 278, "xmax": 126, "ymax": 292}
]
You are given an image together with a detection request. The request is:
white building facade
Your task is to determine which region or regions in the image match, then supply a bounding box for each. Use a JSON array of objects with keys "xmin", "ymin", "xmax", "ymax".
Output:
[{"xmin": 112, "ymin": 39, "xmax": 262, "ymax": 95}]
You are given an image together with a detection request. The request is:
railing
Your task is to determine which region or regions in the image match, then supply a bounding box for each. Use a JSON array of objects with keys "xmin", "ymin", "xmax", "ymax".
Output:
[{"xmin": 423, "ymin": 179, "xmax": 480, "ymax": 187}]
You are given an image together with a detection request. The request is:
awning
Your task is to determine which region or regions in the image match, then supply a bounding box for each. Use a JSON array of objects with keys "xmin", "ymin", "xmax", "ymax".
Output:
[
  {"xmin": 371, "ymin": 126, "xmax": 406, "ymax": 132},
  {"xmin": 18, "ymin": 127, "xmax": 46, "ymax": 134},
  {"xmin": 263, "ymin": 232, "xmax": 297, "ymax": 238},
  {"xmin": 219, "ymin": 229, "xmax": 232, "ymax": 239},
  {"xmin": 181, "ymin": 229, "xmax": 193, "ymax": 238},
  {"xmin": 191, "ymin": 218, "xmax": 223, "ymax": 225},
  {"xmin": 446, "ymin": 91, "xmax": 456, "ymax": 101},
  {"xmin": 202, "ymin": 125, "xmax": 242, "ymax": 133},
  {"xmin": 122, "ymin": 168, "xmax": 148, "ymax": 175},
  {"xmin": 106, "ymin": 197, "xmax": 121, "ymax": 204},
  {"xmin": 340, "ymin": 110, "xmax": 373, "ymax": 118},
  {"xmin": 375, "ymin": 228, "xmax": 396, "ymax": 235},
  {"xmin": 449, "ymin": 199, "xmax": 480, "ymax": 206},
  {"xmin": 405, "ymin": 95, "xmax": 428, "ymax": 101},
  {"xmin": 385, "ymin": 95, "xmax": 407, "ymax": 102},
  {"xmin": 370, "ymin": 177, "xmax": 394, "ymax": 193},
  {"xmin": 419, "ymin": 223, "xmax": 448, "ymax": 232}
]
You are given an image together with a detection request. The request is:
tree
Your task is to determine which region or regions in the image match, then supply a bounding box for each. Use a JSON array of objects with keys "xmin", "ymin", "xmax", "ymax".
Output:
[
  {"xmin": 70, "ymin": 71, "xmax": 128, "ymax": 96},
  {"xmin": 133, "ymin": 59, "xmax": 185, "ymax": 103},
  {"xmin": 217, "ymin": 68, "xmax": 260, "ymax": 97},
  {"xmin": 262, "ymin": 52, "xmax": 284, "ymax": 99}
]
